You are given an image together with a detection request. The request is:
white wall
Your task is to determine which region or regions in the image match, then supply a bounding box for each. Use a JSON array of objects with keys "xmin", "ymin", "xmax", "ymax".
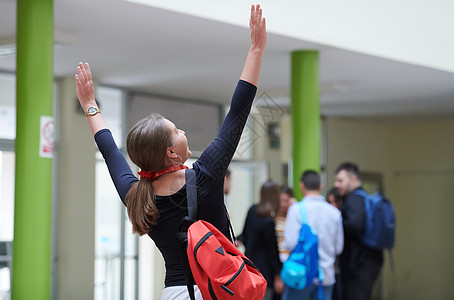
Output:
[
  {"xmin": 386, "ymin": 119, "xmax": 454, "ymax": 299},
  {"xmin": 325, "ymin": 117, "xmax": 390, "ymax": 185}
]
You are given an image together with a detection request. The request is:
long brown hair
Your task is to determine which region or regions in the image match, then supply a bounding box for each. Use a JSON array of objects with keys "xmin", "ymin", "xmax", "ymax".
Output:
[
  {"xmin": 125, "ymin": 113, "xmax": 174, "ymax": 235},
  {"xmin": 256, "ymin": 179, "xmax": 280, "ymax": 217}
]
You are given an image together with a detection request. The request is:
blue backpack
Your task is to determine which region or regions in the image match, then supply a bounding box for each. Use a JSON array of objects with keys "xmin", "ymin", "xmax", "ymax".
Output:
[
  {"xmin": 280, "ymin": 203, "xmax": 323, "ymax": 291},
  {"xmin": 353, "ymin": 190, "xmax": 396, "ymax": 250}
]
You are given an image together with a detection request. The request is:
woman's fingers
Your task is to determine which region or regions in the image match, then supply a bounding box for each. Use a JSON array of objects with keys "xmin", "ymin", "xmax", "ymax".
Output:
[
  {"xmin": 77, "ymin": 63, "xmax": 86, "ymax": 83},
  {"xmin": 85, "ymin": 63, "xmax": 92, "ymax": 82},
  {"xmin": 249, "ymin": 4, "xmax": 266, "ymax": 50},
  {"xmin": 77, "ymin": 62, "xmax": 93, "ymax": 84},
  {"xmin": 75, "ymin": 74, "xmax": 81, "ymax": 89},
  {"xmin": 75, "ymin": 62, "xmax": 95, "ymax": 104},
  {"xmin": 250, "ymin": 4, "xmax": 264, "ymax": 31}
]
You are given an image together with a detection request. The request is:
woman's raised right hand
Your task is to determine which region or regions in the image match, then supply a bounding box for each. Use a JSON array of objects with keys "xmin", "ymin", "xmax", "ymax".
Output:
[
  {"xmin": 75, "ymin": 62, "xmax": 97, "ymax": 110},
  {"xmin": 249, "ymin": 4, "xmax": 267, "ymax": 52}
]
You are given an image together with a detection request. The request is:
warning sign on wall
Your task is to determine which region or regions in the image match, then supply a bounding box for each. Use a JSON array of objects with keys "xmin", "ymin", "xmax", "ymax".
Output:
[{"xmin": 39, "ymin": 116, "xmax": 54, "ymax": 158}]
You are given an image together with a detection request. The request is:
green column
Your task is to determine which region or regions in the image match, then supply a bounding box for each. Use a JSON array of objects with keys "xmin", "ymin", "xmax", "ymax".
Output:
[
  {"xmin": 13, "ymin": 0, "xmax": 54, "ymax": 299},
  {"xmin": 291, "ymin": 51, "xmax": 320, "ymax": 200}
]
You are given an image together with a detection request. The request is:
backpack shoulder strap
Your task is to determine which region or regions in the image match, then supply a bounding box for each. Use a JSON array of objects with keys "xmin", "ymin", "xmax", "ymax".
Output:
[
  {"xmin": 299, "ymin": 202, "xmax": 325, "ymax": 296},
  {"xmin": 225, "ymin": 205, "xmax": 237, "ymax": 242},
  {"xmin": 298, "ymin": 202, "xmax": 309, "ymax": 225},
  {"xmin": 352, "ymin": 189, "xmax": 368, "ymax": 198},
  {"xmin": 180, "ymin": 241, "xmax": 195, "ymax": 300},
  {"xmin": 185, "ymin": 168, "xmax": 197, "ymax": 221},
  {"xmin": 181, "ymin": 168, "xmax": 197, "ymax": 300}
]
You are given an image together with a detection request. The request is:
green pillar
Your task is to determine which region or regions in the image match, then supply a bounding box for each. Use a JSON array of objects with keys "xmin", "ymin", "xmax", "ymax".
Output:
[
  {"xmin": 291, "ymin": 51, "xmax": 320, "ymax": 200},
  {"xmin": 13, "ymin": 0, "xmax": 54, "ymax": 299}
]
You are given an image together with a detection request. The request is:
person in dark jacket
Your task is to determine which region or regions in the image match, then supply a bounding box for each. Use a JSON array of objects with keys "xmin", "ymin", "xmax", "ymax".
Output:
[
  {"xmin": 239, "ymin": 179, "xmax": 284, "ymax": 300},
  {"xmin": 334, "ymin": 162, "xmax": 383, "ymax": 300},
  {"xmin": 327, "ymin": 187, "xmax": 344, "ymax": 300}
]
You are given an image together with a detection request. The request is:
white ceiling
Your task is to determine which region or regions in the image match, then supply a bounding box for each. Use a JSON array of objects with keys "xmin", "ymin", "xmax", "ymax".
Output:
[{"xmin": 1, "ymin": 0, "xmax": 453, "ymax": 118}]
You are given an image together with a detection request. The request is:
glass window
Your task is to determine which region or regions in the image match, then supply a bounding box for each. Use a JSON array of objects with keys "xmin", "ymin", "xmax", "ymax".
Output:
[
  {"xmin": 94, "ymin": 159, "xmax": 123, "ymax": 300},
  {"xmin": 0, "ymin": 73, "xmax": 15, "ymax": 140},
  {"xmin": 95, "ymin": 86, "xmax": 138, "ymax": 300},
  {"xmin": 0, "ymin": 150, "xmax": 15, "ymax": 299},
  {"xmin": 0, "ymin": 151, "xmax": 15, "ymax": 241},
  {"xmin": 225, "ymin": 161, "xmax": 268, "ymax": 236},
  {"xmin": 96, "ymin": 87, "xmax": 123, "ymax": 148},
  {"xmin": 94, "ymin": 158, "xmax": 138, "ymax": 300},
  {"xmin": 124, "ymin": 220, "xmax": 138, "ymax": 300}
]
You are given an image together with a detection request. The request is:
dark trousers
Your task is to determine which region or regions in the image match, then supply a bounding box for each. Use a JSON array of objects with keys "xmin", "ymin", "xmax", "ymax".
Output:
[
  {"xmin": 342, "ymin": 257, "xmax": 382, "ymax": 300},
  {"xmin": 332, "ymin": 272, "xmax": 342, "ymax": 300}
]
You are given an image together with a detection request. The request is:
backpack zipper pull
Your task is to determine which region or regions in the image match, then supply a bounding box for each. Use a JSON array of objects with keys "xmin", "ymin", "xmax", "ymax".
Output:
[{"xmin": 221, "ymin": 285, "xmax": 234, "ymax": 296}]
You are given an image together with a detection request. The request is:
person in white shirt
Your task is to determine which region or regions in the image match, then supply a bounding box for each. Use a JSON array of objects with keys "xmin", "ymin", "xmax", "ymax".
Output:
[
  {"xmin": 283, "ymin": 171, "xmax": 344, "ymax": 300},
  {"xmin": 275, "ymin": 186, "xmax": 297, "ymax": 264}
]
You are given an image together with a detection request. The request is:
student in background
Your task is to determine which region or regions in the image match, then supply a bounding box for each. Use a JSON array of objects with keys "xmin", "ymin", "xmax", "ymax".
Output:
[
  {"xmin": 327, "ymin": 186, "xmax": 343, "ymax": 300},
  {"xmin": 224, "ymin": 169, "xmax": 232, "ymax": 209},
  {"xmin": 284, "ymin": 171, "xmax": 344, "ymax": 300},
  {"xmin": 224, "ymin": 169, "xmax": 232, "ymax": 196},
  {"xmin": 334, "ymin": 162, "xmax": 383, "ymax": 300},
  {"xmin": 275, "ymin": 186, "xmax": 297, "ymax": 263},
  {"xmin": 327, "ymin": 187, "xmax": 343, "ymax": 209},
  {"xmin": 240, "ymin": 179, "xmax": 284, "ymax": 300},
  {"xmin": 273, "ymin": 185, "xmax": 296, "ymax": 300}
]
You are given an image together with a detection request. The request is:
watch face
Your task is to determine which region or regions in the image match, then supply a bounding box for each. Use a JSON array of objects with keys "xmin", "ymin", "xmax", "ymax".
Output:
[{"xmin": 88, "ymin": 107, "xmax": 97, "ymax": 115}]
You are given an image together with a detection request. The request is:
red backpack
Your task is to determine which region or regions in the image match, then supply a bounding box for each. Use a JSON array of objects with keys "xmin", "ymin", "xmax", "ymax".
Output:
[{"xmin": 178, "ymin": 169, "xmax": 267, "ymax": 300}]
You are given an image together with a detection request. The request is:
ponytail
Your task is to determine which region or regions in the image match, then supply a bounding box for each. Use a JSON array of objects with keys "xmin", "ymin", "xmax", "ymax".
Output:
[
  {"xmin": 125, "ymin": 113, "xmax": 173, "ymax": 235},
  {"xmin": 125, "ymin": 178, "xmax": 160, "ymax": 235}
]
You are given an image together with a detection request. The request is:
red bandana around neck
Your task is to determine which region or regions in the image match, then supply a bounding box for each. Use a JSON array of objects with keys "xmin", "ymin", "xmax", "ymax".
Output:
[{"xmin": 138, "ymin": 165, "xmax": 189, "ymax": 181}]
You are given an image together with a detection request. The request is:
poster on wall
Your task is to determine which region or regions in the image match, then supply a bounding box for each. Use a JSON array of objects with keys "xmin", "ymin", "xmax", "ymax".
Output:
[{"xmin": 39, "ymin": 115, "xmax": 54, "ymax": 158}]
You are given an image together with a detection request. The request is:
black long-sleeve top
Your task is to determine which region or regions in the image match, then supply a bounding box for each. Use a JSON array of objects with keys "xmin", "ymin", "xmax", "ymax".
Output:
[
  {"xmin": 340, "ymin": 187, "xmax": 383, "ymax": 277},
  {"xmin": 95, "ymin": 80, "xmax": 257, "ymax": 287}
]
